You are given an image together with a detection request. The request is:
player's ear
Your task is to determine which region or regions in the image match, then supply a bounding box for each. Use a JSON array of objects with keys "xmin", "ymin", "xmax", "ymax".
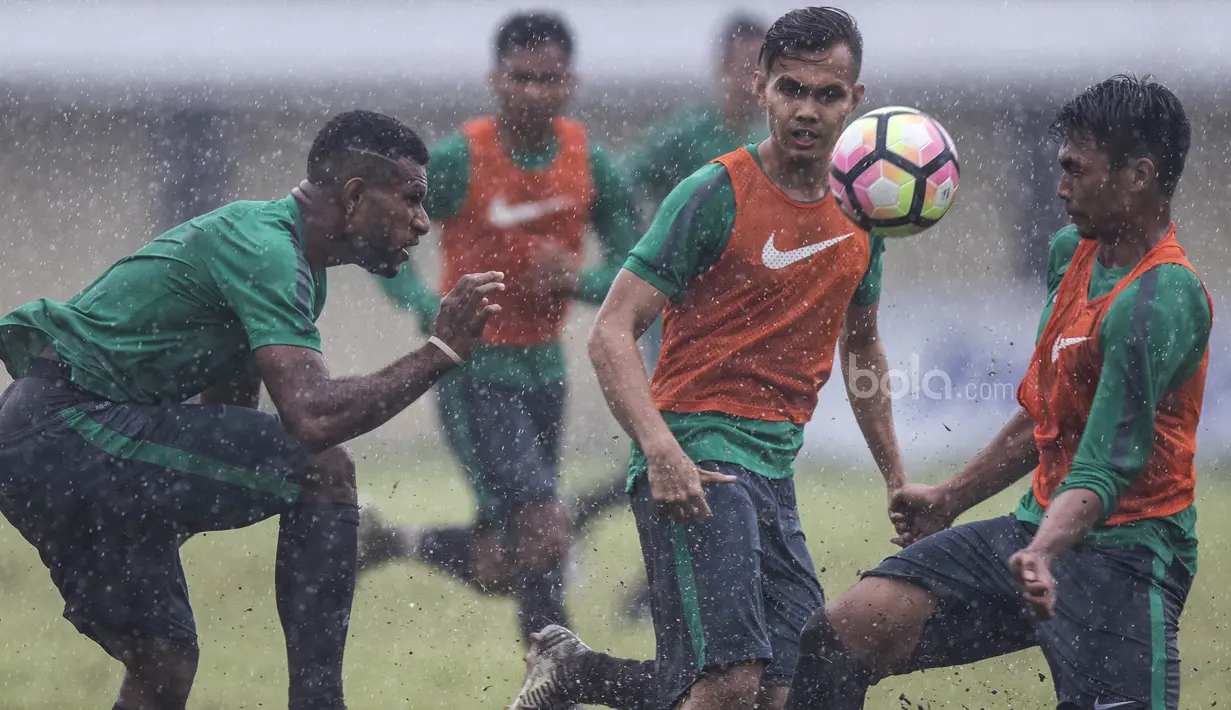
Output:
[
  {"xmin": 1128, "ymin": 156, "xmax": 1156, "ymax": 194},
  {"xmin": 754, "ymin": 70, "xmax": 769, "ymax": 107},
  {"xmin": 851, "ymin": 82, "xmax": 866, "ymax": 111},
  {"xmin": 340, "ymin": 177, "xmax": 366, "ymax": 218}
]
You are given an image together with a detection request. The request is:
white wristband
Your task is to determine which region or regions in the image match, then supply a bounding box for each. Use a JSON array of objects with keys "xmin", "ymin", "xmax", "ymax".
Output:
[{"xmin": 428, "ymin": 336, "xmax": 464, "ymax": 365}]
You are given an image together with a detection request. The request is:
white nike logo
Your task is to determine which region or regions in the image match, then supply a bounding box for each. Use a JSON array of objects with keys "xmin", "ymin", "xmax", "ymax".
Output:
[
  {"xmin": 762, "ymin": 232, "xmax": 854, "ymax": 270},
  {"xmin": 487, "ymin": 196, "xmax": 573, "ymax": 229},
  {"xmin": 1051, "ymin": 335, "xmax": 1090, "ymax": 363},
  {"xmin": 1092, "ymin": 700, "xmax": 1137, "ymax": 710}
]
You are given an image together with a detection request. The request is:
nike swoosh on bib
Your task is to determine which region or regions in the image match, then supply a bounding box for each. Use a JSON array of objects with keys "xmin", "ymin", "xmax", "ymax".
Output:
[
  {"xmin": 762, "ymin": 232, "xmax": 855, "ymax": 270},
  {"xmin": 488, "ymin": 196, "xmax": 573, "ymax": 229},
  {"xmin": 1051, "ymin": 335, "xmax": 1090, "ymax": 363}
]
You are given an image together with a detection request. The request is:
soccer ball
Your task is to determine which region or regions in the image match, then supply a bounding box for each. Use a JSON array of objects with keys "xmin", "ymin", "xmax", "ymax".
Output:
[{"xmin": 829, "ymin": 106, "xmax": 960, "ymax": 237}]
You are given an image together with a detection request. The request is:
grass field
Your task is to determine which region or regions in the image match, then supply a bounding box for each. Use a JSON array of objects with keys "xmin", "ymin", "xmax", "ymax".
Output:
[{"xmin": 0, "ymin": 458, "xmax": 1228, "ymax": 709}]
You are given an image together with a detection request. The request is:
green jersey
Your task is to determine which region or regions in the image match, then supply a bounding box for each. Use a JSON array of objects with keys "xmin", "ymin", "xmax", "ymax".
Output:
[
  {"xmin": 378, "ymin": 129, "xmax": 639, "ymax": 390},
  {"xmin": 0, "ymin": 197, "xmax": 325, "ymax": 404},
  {"xmin": 624, "ymin": 155, "xmax": 886, "ymax": 485},
  {"xmin": 1013, "ymin": 226, "xmax": 1209, "ymax": 574},
  {"xmin": 624, "ymin": 105, "xmax": 767, "ymax": 204}
]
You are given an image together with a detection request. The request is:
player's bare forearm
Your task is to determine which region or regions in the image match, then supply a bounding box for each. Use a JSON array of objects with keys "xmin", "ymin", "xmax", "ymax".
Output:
[
  {"xmin": 257, "ymin": 344, "xmax": 457, "ymax": 453},
  {"xmin": 937, "ymin": 408, "xmax": 1039, "ymax": 517},
  {"xmin": 259, "ymin": 271, "xmax": 504, "ymax": 453},
  {"xmin": 1024, "ymin": 487, "xmax": 1103, "ymax": 560},
  {"xmin": 197, "ymin": 371, "xmax": 262, "ymax": 408},
  {"xmin": 588, "ymin": 271, "xmax": 678, "ymax": 458},
  {"xmin": 840, "ymin": 302, "xmax": 907, "ymax": 491}
]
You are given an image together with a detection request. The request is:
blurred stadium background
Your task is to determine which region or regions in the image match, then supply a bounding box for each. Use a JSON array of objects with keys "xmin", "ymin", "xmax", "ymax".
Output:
[
  {"xmin": 1, "ymin": 2, "xmax": 1230, "ymax": 707},
  {"xmin": 2, "ymin": 0, "xmax": 1229, "ymax": 470}
]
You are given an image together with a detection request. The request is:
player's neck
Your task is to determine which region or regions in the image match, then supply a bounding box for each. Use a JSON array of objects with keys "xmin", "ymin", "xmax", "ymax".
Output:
[
  {"xmin": 497, "ymin": 115, "xmax": 555, "ymax": 154},
  {"xmin": 291, "ymin": 181, "xmax": 340, "ymax": 270},
  {"xmin": 1095, "ymin": 205, "xmax": 1172, "ymax": 269},
  {"xmin": 757, "ymin": 140, "xmax": 829, "ymax": 202}
]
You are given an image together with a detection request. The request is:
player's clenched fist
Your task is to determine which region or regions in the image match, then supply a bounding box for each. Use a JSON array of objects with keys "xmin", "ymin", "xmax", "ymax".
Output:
[
  {"xmin": 433, "ymin": 271, "xmax": 505, "ymax": 359},
  {"xmin": 1008, "ymin": 549, "xmax": 1056, "ymax": 621},
  {"xmin": 888, "ymin": 483, "xmax": 957, "ymax": 547}
]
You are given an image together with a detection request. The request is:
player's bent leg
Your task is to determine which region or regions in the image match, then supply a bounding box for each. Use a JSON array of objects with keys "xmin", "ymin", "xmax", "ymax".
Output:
[
  {"xmin": 512, "ymin": 497, "xmax": 571, "ymax": 642},
  {"xmin": 275, "ymin": 445, "xmax": 360, "ymax": 709},
  {"xmin": 1036, "ymin": 545, "xmax": 1191, "ymax": 710},
  {"xmin": 109, "ymin": 636, "xmax": 199, "ymax": 710},
  {"xmin": 510, "ymin": 624, "xmax": 657, "ymax": 710},
  {"xmin": 680, "ymin": 662, "xmax": 764, "ymax": 710},
  {"xmin": 784, "ymin": 579, "xmax": 931, "ymax": 710}
]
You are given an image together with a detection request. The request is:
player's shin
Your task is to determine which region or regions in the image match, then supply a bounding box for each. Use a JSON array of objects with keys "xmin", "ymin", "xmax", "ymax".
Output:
[
  {"xmin": 785, "ymin": 609, "xmax": 877, "ymax": 710},
  {"xmin": 276, "ymin": 500, "xmax": 360, "ymax": 709}
]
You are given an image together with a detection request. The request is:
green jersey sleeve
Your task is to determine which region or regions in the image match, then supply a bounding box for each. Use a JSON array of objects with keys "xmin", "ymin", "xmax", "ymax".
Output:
[
  {"xmin": 622, "ymin": 162, "xmax": 736, "ymax": 301},
  {"xmin": 1058, "ymin": 263, "xmax": 1211, "ymax": 518},
  {"xmin": 850, "ymin": 236, "xmax": 886, "ymax": 307},
  {"xmin": 206, "ymin": 214, "xmax": 322, "ymax": 352},
  {"xmin": 575, "ymin": 144, "xmax": 640, "ymax": 303},
  {"xmin": 423, "ymin": 134, "xmax": 470, "ymax": 221}
]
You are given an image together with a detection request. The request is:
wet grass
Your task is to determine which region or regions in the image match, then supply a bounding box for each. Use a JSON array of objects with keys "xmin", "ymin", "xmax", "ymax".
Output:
[{"xmin": 0, "ymin": 459, "xmax": 1227, "ymax": 709}]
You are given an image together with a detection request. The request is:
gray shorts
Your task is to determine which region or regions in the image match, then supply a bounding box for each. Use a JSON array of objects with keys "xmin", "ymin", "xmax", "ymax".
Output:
[{"xmin": 866, "ymin": 515, "xmax": 1190, "ymax": 709}]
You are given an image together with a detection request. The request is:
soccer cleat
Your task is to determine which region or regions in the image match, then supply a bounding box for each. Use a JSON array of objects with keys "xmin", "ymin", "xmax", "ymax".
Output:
[{"xmin": 509, "ymin": 625, "xmax": 590, "ymax": 710}]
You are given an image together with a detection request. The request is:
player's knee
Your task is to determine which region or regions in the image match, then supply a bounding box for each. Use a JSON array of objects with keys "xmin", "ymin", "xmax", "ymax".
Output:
[
  {"xmin": 301, "ymin": 446, "xmax": 357, "ymax": 505},
  {"xmin": 694, "ymin": 661, "xmax": 764, "ymax": 705},
  {"xmin": 118, "ymin": 639, "xmax": 199, "ymax": 709}
]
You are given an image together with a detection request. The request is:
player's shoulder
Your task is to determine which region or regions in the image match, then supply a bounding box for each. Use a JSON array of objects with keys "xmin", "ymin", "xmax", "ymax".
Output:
[
  {"xmin": 664, "ymin": 161, "xmax": 735, "ymax": 210},
  {"xmin": 1107, "ymin": 261, "xmax": 1211, "ymax": 334},
  {"xmin": 1047, "ymin": 224, "xmax": 1082, "ymax": 266},
  {"xmin": 429, "ymin": 131, "xmax": 469, "ymax": 163},
  {"xmin": 187, "ymin": 198, "xmax": 301, "ymax": 256}
]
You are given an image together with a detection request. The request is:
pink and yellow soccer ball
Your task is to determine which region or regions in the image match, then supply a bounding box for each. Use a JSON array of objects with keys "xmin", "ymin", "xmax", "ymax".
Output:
[{"xmin": 829, "ymin": 106, "xmax": 960, "ymax": 237}]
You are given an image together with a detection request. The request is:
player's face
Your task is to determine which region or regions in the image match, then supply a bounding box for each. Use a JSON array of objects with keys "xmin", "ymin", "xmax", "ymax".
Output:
[
  {"xmin": 1056, "ymin": 138, "xmax": 1135, "ymax": 241},
  {"xmin": 755, "ymin": 45, "xmax": 864, "ymax": 166},
  {"xmin": 718, "ymin": 36, "xmax": 762, "ymax": 113},
  {"xmin": 490, "ymin": 44, "xmax": 574, "ymax": 132},
  {"xmin": 342, "ymin": 160, "xmax": 430, "ymax": 278}
]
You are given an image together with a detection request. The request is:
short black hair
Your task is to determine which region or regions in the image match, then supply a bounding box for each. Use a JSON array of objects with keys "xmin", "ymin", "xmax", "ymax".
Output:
[
  {"xmin": 307, "ymin": 110, "xmax": 429, "ymax": 185},
  {"xmin": 760, "ymin": 7, "xmax": 862, "ymax": 78},
  {"xmin": 718, "ymin": 13, "xmax": 767, "ymax": 63},
  {"xmin": 1049, "ymin": 74, "xmax": 1190, "ymax": 197},
  {"xmin": 495, "ymin": 11, "xmax": 574, "ymax": 62}
]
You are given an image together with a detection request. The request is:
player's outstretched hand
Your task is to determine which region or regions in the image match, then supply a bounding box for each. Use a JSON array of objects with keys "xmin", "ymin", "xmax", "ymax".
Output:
[
  {"xmin": 433, "ymin": 271, "xmax": 505, "ymax": 360},
  {"xmin": 1007, "ymin": 548, "xmax": 1056, "ymax": 621},
  {"xmin": 888, "ymin": 483, "xmax": 956, "ymax": 547},
  {"xmin": 646, "ymin": 448, "xmax": 737, "ymax": 524}
]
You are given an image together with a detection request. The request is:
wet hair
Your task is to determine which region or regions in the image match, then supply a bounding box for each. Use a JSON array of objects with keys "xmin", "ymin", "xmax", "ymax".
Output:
[
  {"xmin": 1049, "ymin": 74, "xmax": 1190, "ymax": 197},
  {"xmin": 759, "ymin": 7, "xmax": 863, "ymax": 78},
  {"xmin": 307, "ymin": 110, "xmax": 429, "ymax": 185},
  {"xmin": 718, "ymin": 13, "xmax": 767, "ymax": 63},
  {"xmin": 495, "ymin": 11, "xmax": 574, "ymax": 62}
]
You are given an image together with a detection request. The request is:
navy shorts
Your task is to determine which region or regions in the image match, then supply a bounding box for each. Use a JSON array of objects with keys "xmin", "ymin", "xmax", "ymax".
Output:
[
  {"xmin": 435, "ymin": 371, "xmax": 565, "ymax": 530},
  {"xmin": 631, "ymin": 462, "xmax": 824, "ymax": 708},
  {"xmin": 0, "ymin": 360, "xmax": 309, "ymax": 655},
  {"xmin": 866, "ymin": 515, "xmax": 1190, "ymax": 710}
]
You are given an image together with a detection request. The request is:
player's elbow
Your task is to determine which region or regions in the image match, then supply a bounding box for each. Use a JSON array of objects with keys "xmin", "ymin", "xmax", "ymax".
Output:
[{"xmin": 278, "ymin": 408, "xmax": 340, "ymax": 455}]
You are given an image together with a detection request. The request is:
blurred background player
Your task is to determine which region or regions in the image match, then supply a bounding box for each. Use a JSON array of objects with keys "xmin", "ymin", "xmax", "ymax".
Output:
[
  {"xmin": 786, "ymin": 75, "xmax": 1206, "ymax": 710},
  {"xmin": 508, "ymin": 8, "xmax": 908, "ymax": 710},
  {"xmin": 0, "ymin": 110, "xmax": 503, "ymax": 710},
  {"xmin": 357, "ymin": 11, "xmax": 639, "ymax": 645}
]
